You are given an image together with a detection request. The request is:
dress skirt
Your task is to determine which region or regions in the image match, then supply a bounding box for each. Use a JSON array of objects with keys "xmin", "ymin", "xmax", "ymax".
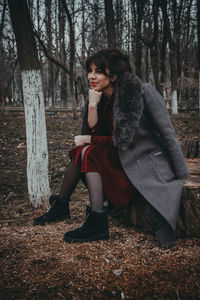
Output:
[{"xmin": 69, "ymin": 144, "xmax": 139, "ymax": 209}]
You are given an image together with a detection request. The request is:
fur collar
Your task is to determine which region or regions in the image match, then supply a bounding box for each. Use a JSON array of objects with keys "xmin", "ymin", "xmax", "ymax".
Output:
[{"xmin": 113, "ymin": 72, "xmax": 144, "ymax": 151}]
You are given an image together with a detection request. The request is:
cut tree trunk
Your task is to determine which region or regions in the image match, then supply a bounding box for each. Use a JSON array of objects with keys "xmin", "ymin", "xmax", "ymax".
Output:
[
  {"xmin": 126, "ymin": 159, "xmax": 200, "ymax": 238},
  {"xmin": 184, "ymin": 141, "xmax": 200, "ymax": 159},
  {"xmin": 178, "ymin": 159, "xmax": 200, "ymax": 237}
]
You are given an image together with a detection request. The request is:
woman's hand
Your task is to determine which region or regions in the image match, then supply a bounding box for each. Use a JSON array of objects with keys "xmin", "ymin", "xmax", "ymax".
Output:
[
  {"xmin": 89, "ymin": 89, "xmax": 102, "ymax": 108},
  {"xmin": 74, "ymin": 135, "xmax": 91, "ymax": 147}
]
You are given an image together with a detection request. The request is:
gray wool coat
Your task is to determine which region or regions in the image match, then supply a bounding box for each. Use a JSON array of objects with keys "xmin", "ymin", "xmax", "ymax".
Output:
[{"xmin": 81, "ymin": 72, "xmax": 190, "ymax": 244}]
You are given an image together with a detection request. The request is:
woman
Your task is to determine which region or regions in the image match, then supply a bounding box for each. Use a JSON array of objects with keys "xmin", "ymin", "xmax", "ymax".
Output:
[{"xmin": 34, "ymin": 49, "xmax": 189, "ymax": 247}]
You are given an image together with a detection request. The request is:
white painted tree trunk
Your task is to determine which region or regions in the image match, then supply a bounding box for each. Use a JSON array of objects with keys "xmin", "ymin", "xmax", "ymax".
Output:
[
  {"xmin": 21, "ymin": 70, "xmax": 51, "ymax": 207},
  {"xmin": 171, "ymin": 90, "xmax": 178, "ymax": 115},
  {"xmin": 163, "ymin": 90, "xmax": 169, "ymax": 109}
]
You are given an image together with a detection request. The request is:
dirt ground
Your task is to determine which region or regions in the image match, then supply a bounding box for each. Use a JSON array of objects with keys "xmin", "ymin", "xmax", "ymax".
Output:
[{"xmin": 0, "ymin": 111, "xmax": 200, "ymax": 300}]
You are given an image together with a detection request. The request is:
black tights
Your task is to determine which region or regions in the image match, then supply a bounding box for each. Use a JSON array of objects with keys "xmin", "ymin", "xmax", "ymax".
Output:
[
  {"xmin": 59, "ymin": 147, "xmax": 104, "ymax": 211},
  {"xmin": 81, "ymin": 146, "xmax": 104, "ymax": 211},
  {"xmin": 59, "ymin": 159, "xmax": 81, "ymax": 204}
]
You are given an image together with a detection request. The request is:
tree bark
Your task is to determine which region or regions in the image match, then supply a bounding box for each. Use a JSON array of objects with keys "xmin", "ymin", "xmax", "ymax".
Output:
[
  {"xmin": 8, "ymin": 0, "xmax": 51, "ymax": 207},
  {"xmin": 160, "ymin": 18, "xmax": 168, "ymax": 88},
  {"xmin": 197, "ymin": 0, "xmax": 200, "ymax": 70},
  {"xmin": 131, "ymin": 0, "xmax": 145, "ymax": 79},
  {"xmin": 160, "ymin": 1, "xmax": 177, "ymax": 91},
  {"xmin": 45, "ymin": 0, "xmax": 54, "ymax": 107},
  {"xmin": 0, "ymin": 0, "xmax": 7, "ymax": 43},
  {"xmin": 115, "ymin": 0, "xmax": 123, "ymax": 48},
  {"xmin": 150, "ymin": 0, "xmax": 161, "ymax": 93},
  {"xmin": 58, "ymin": 0, "xmax": 67, "ymax": 105},
  {"xmin": 104, "ymin": 0, "xmax": 116, "ymax": 48},
  {"xmin": 61, "ymin": 0, "xmax": 78, "ymax": 119}
]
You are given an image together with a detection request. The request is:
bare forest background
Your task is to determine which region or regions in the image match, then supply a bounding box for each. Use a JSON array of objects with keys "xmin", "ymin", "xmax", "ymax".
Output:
[{"xmin": 0, "ymin": 0, "xmax": 200, "ymax": 116}]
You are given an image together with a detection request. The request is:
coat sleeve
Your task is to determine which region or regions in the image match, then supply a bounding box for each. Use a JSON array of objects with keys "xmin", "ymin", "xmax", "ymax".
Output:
[{"xmin": 143, "ymin": 83, "xmax": 190, "ymax": 179}]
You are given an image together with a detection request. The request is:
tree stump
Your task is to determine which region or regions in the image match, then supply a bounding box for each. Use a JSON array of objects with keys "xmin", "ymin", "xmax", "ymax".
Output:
[
  {"xmin": 184, "ymin": 141, "xmax": 200, "ymax": 158},
  {"xmin": 127, "ymin": 159, "xmax": 200, "ymax": 238},
  {"xmin": 177, "ymin": 159, "xmax": 200, "ymax": 237}
]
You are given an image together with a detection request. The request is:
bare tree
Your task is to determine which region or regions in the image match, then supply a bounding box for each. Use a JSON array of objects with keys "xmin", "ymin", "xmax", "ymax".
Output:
[
  {"xmin": 61, "ymin": 0, "xmax": 78, "ymax": 119},
  {"xmin": 197, "ymin": 0, "xmax": 200, "ymax": 70},
  {"xmin": 58, "ymin": 0, "xmax": 68, "ymax": 104},
  {"xmin": 0, "ymin": 0, "xmax": 7, "ymax": 42},
  {"xmin": 8, "ymin": 0, "xmax": 50, "ymax": 207},
  {"xmin": 130, "ymin": 0, "xmax": 146, "ymax": 79},
  {"xmin": 115, "ymin": 0, "xmax": 123, "ymax": 48},
  {"xmin": 45, "ymin": 0, "xmax": 55, "ymax": 106},
  {"xmin": 104, "ymin": 0, "xmax": 116, "ymax": 47}
]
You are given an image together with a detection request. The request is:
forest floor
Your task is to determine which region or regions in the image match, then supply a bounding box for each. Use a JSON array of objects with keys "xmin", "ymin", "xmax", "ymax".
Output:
[{"xmin": 0, "ymin": 111, "xmax": 200, "ymax": 300}]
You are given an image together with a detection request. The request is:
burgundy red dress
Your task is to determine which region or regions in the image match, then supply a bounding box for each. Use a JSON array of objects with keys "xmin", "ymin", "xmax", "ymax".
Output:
[{"xmin": 69, "ymin": 95, "xmax": 138, "ymax": 209}]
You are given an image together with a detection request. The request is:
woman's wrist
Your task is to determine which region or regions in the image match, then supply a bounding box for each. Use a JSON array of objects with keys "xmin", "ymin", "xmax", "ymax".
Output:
[{"xmin": 88, "ymin": 103, "xmax": 98, "ymax": 109}]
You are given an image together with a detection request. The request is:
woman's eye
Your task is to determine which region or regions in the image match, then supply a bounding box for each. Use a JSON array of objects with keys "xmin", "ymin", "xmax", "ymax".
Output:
[{"xmin": 88, "ymin": 68, "xmax": 103, "ymax": 74}]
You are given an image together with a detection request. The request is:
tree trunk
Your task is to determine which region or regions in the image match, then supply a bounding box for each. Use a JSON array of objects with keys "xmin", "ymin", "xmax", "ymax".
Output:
[
  {"xmin": 131, "ymin": 0, "xmax": 146, "ymax": 79},
  {"xmin": 198, "ymin": 0, "xmax": 200, "ymax": 70},
  {"xmin": 171, "ymin": 90, "xmax": 178, "ymax": 114},
  {"xmin": 160, "ymin": 1, "xmax": 177, "ymax": 91},
  {"xmin": 0, "ymin": 0, "xmax": 7, "ymax": 43},
  {"xmin": 115, "ymin": 0, "xmax": 123, "ymax": 48},
  {"xmin": 178, "ymin": 159, "xmax": 200, "ymax": 237},
  {"xmin": 150, "ymin": 0, "xmax": 161, "ymax": 93},
  {"xmin": 104, "ymin": 0, "xmax": 116, "ymax": 48},
  {"xmin": 198, "ymin": 0, "xmax": 200, "ymax": 114},
  {"xmin": 58, "ymin": 0, "xmax": 67, "ymax": 105},
  {"xmin": 8, "ymin": 0, "xmax": 50, "ymax": 207},
  {"xmin": 160, "ymin": 19, "xmax": 168, "ymax": 88},
  {"xmin": 45, "ymin": 0, "xmax": 54, "ymax": 107},
  {"xmin": 61, "ymin": 0, "xmax": 78, "ymax": 119}
]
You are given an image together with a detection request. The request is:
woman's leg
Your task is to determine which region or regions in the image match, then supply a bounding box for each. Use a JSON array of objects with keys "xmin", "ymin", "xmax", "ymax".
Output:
[
  {"xmin": 80, "ymin": 146, "xmax": 104, "ymax": 211},
  {"xmin": 59, "ymin": 158, "xmax": 82, "ymax": 204},
  {"xmin": 63, "ymin": 147, "xmax": 109, "ymax": 242},
  {"xmin": 34, "ymin": 158, "xmax": 81, "ymax": 225},
  {"xmin": 85, "ymin": 172, "xmax": 104, "ymax": 211}
]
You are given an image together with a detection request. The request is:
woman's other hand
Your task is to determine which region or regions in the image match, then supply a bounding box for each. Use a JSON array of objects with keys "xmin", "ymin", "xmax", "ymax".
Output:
[
  {"xmin": 74, "ymin": 135, "xmax": 91, "ymax": 147},
  {"xmin": 89, "ymin": 89, "xmax": 102, "ymax": 108}
]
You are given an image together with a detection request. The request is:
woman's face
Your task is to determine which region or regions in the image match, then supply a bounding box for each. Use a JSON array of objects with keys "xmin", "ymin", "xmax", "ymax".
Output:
[{"xmin": 88, "ymin": 63, "xmax": 113, "ymax": 92}]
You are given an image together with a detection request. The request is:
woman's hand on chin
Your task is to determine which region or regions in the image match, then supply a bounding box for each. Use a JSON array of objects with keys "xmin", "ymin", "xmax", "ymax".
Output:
[
  {"xmin": 89, "ymin": 89, "xmax": 102, "ymax": 108},
  {"xmin": 74, "ymin": 135, "xmax": 91, "ymax": 147}
]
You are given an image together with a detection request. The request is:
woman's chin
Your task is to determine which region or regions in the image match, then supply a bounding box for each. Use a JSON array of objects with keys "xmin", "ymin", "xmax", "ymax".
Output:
[{"xmin": 91, "ymin": 87, "xmax": 101, "ymax": 92}]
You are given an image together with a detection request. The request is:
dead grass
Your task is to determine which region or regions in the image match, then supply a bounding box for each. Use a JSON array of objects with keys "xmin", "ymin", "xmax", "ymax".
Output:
[{"xmin": 0, "ymin": 112, "xmax": 200, "ymax": 300}]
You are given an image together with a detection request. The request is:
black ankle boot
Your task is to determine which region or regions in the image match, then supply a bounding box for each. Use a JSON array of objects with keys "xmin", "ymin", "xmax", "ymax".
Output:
[
  {"xmin": 33, "ymin": 195, "xmax": 70, "ymax": 225},
  {"xmin": 63, "ymin": 210, "xmax": 109, "ymax": 242}
]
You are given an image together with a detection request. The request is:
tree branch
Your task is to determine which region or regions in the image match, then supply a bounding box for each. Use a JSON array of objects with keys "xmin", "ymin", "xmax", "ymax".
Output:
[{"xmin": 33, "ymin": 30, "xmax": 71, "ymax": 76}]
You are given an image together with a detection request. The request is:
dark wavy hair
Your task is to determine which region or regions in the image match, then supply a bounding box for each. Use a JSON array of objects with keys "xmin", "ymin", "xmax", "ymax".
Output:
[{"xmin": 85, "ymin": 48, "xmax": 132, "ymax": 78}]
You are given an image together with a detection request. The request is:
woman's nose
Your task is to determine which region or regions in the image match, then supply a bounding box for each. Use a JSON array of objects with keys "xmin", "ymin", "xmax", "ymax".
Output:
[{"xmin": 89, "ymin": 71, "xmax": 96, "ymax": 79}]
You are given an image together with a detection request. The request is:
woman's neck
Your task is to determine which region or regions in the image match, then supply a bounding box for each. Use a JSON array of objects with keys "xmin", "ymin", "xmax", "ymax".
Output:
[{"xmin": 102, "ymin": 85, "xmax": 114, "ymax": 99}]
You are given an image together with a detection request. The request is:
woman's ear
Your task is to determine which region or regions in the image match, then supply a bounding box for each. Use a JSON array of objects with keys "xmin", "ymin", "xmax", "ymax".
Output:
[{"xmin": 111, "ymin": 74, "xmax": 118, "ymax": 82}]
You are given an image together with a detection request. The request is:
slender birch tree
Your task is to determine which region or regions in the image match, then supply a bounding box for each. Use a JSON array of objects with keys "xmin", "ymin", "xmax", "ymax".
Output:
[{"xmin": 8, "ymin": 0, "xmax": 51, "ymax": 207}]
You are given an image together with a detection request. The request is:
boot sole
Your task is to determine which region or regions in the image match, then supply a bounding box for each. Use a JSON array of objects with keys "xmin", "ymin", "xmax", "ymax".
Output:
[
  {"xmin": 63, "ymin": 232, "xmax": 109, "ymax": 243},
  {"xmin": 33, "ymin": 215, "xmax": 70, "ymax": 226}
]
